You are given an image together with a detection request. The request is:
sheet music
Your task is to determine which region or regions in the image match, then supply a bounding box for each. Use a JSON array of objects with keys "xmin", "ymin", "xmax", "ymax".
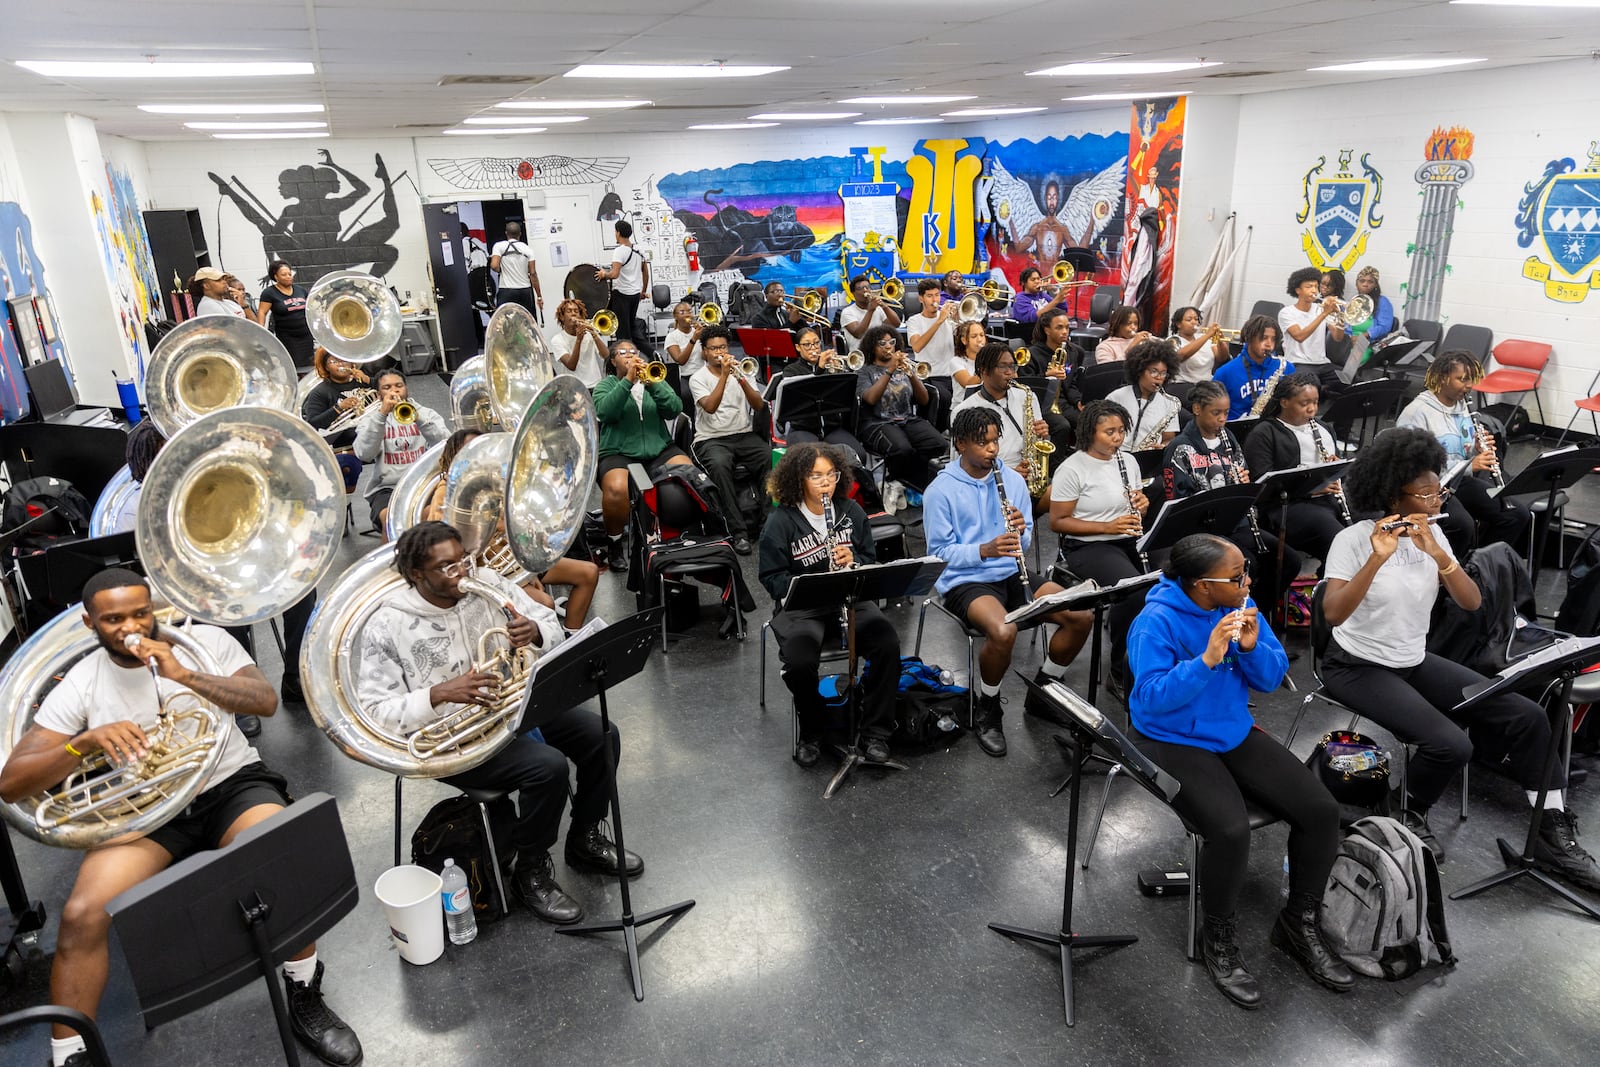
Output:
[{"xmin": 527, "ymin": 616, "xmax": 608, "ymax": 685}]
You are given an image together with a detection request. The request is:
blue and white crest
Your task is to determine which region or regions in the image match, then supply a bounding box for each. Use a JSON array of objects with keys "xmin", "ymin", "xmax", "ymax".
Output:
[
  {"xmin": 1296, "ymin": 149, "xmax": 1385, "ymax": 271},
  {"xmin": 1515, "ymin": 145, "xmax": 1600, "ymax": 303}
]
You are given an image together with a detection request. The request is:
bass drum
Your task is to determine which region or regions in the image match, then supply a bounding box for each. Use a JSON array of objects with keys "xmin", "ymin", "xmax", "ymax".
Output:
[{"xmin": 561, "ymin": 263, "xmax": 610, "ymax": 320}]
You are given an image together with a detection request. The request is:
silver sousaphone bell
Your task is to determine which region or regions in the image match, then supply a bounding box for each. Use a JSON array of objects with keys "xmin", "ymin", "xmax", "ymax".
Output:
[
  {"xmin": 483, "ymin": 303, "xmax": 556, "ymax": 430},
  {"xmin": 143, "ymin": 316, "xmax": 299, "ymax": 438},
  {"xmin": 305, "ymin": 270, "xmax": 403, "ymax": 364}
]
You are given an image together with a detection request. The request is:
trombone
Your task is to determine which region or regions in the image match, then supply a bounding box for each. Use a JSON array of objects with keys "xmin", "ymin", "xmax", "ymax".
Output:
[
  {"xmin": 1043, "ymin": 260, "xmax": 1093, "ymax": 292},
  {"xmin": 864, "ymin": 277, "xmax": 905, "ymax": 303},
  {"xmin": 696, "ymin": 303, "xmax": 722, "ymax": 326},
  {"xmin": 779, "ymin": 289, "xmax": 831, "ymax": 325},
  {"xmin": 959, "ymin": 278, "xmax": 1008, "ymax": 304}
]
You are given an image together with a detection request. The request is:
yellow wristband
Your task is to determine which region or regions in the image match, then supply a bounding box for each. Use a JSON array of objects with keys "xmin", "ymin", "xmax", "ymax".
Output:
[
  {"xmin": 1438, "ymin": 561, "xmax": 1459, "ymax": 578},
  {"xmin": 64, "ymin": 741, "xmax": 84, "ymax": 758}
]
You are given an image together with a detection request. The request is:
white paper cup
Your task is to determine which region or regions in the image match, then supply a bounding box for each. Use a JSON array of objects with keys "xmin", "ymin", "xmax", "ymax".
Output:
[{"xmin": 375, "ymin": 865, "xmax": 444, "ymax": 965}]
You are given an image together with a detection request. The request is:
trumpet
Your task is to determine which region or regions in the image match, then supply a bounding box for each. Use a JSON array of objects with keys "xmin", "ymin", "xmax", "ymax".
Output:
[
  {"xmin": 865, "ymin": 277, "xmax": 904, "ymax": 302},
  {"xmin": 392, "ymin": 399, "xmax": 417, "ymax": 425},
  {"xmin": 898, "ymin": 355, "xmax": 932, "ymax": 378},
  {"xmin": 1212, "ymin": 327, "xmax": 1241, "ymax": 342},
  {"xmin": 697, "ymin": 303, "xmax": 722, "ymax": 326},
  {"xmin": 590, "ymin": 309, "xmax": 619, "ymax": 337},
  {"xmin": 734, "ymin": 356, "xmax": 760, "ymax": 378},
  {"xmin": 1015, "ymin": 348, "xmax": 1031, "ymax": 369},
  {"xmin": 823, "ymin": 352, "xmax": 865, "ymax": 373},
  {"xmin": 639, "ymin": 360, "xmax": 670, "ymax": 383}
]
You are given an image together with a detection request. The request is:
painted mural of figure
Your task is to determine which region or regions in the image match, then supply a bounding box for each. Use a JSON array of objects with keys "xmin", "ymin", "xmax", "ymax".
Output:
[
  {"xmin": 208, "ymin": 150, "xmax": 400, "ymax": 285},
  {"xmin": 989, "ymin": 156, "xmax": 1126, "ymax": 278}
]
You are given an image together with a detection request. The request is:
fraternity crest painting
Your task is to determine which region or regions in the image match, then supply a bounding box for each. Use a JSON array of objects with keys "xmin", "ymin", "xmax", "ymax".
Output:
[
  {"xmin": 1296, "ymin": 148, "xmax": 1385, "ymax": 272},
  {"xmin": 1515, "ymin": 143, "xmax": 1600, "ymax": 303}
]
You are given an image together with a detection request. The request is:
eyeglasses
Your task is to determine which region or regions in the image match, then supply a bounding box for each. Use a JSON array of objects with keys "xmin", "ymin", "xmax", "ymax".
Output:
[
  {"xmin": 876, "ymin": 337, "xmax": 898, "ymax": 347},
  {"xmin": 429, "ymin": 558, "xmax": 475, "ymax": 579},
  {"xmin": 1195, "ymin": 564, "xmax": 1251, "ymax": 589},
  {"xmin": 1403, "ymin": 487, "xmax": 1452, "ymax": 504},
  {"xmin": 806, "ymin": 471, "xmax": 841, "ymax": 483},
  {"xmin": 996, "ymin": 362, "xmax": 1018, "ymax": 372},
  {"xmin": 703, "ymin": 342, "xmax": 731, "ymax": 353},
  {"xmin": 797, "ymin": 339, "xmax": 822, "ymax": 349}
]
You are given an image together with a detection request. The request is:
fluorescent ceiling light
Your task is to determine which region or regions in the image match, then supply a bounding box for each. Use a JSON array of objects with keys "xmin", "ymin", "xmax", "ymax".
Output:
[
  {"xmin": 1309, "ymin": 58, "xmax": 1487, "ymax": 71},
  {"xmin": 464, "ymin": 115, "xmax": 586, "ymax": 125},
  {"xmin": 566, "ymin": 64, "xmax": 787, "ymax": 79},
  {"xmin": 442, "ymin": 126, "xmax": 547, "ymax": 135},
  {"xmin": 856, "ymin": 117, "xmax": 946, "ymax": 126},
  {"xmin": 140, "ymin": 102, "xmax": 324, "ymax": 115},
  {"xmin": 942, "ymin": 106, "xmax": 1047, "ymax": 116},
  {"xmin": 185, "ymin": 120, "xmax": 327, "ymax": 130},
  {"xmin": 495, "ymin": 99, "xmax": 650, "ymax": 109},
  {"xmin": 1066, "ymin": 91, "xmax": 1182, "ymax": 101},
  {"xmin": 212, "ymin": 132, "xmax": 329, "ymax": 140},
  {"xmin": 1027, "ymin": 60, "xmax": 1220, "ymax": 76},
  {"xmin": 748, "ymin": 112, "xmax": 861, "ymax": 120},
  {"xmin": 841, "ymin": 95, "xmax": 973, "ymax": 104},
  {"xmin": 1452, "ymin": 0, "xmax": 1600, "ymax": 6},
  {"xmin": 688, "ymin": 122, "xmax": 778, "ymax": 130},
  {"xmin": 18, "ymin": 60, "xmax": 313, "ymax": 78}
]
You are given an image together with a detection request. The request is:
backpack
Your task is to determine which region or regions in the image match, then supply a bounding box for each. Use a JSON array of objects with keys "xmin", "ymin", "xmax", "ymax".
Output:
[
  {"xmin": 410, "ymin": 794, "xmax": 517, "ymax": 922},
  {"xmin": 893, "ymin": 656, "xmax": 968, "ymax": 747},
  {"xmin": 1557, "ymin": 528, "xmax": 1600, "ymax": 636},
  {"xmin": 1428, "ymin": 544, "xmax": 1535, "ymax": 673},
  {"xmin": 1, "ymin": 476, "xmax": 92, "ymax": 551},
  {"xmin": 1320, "ymin": 816, "xmax": 1455, "ymax": 980}
]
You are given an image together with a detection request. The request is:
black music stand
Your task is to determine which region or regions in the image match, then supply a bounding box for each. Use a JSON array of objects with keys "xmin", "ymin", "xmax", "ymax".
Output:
[
  {"xmin": 1364, "ymin": 337, "xmax": 1433, "ymax": 380},
  {"xmin": 525, "ymin": 609, "xmax": 696, "ymax": 1000},
  {"xmin": 1009, "ymin": 572, "xmax": 1159, "ymax": 707},
  {"xmin": 1492, "ymin": 445, "xmax": 1600, "ymax": 583},
  {"xmin": 989, "ymin": 674, "xmax": 1180, "ymax": 1027},
  {"xmin": 107, "ymin": 794, "xmax": 358, "ymax": 1067},
  {"xmin": 1448, "ymin": 633, "xmax": 1600, "ymax": 921},
  {"xmin": 1320, "ymin": 378, "xmax": 1409, "ymax": 449},
  {"xmin": 1251, "ymin": 463, "xmax": 1351, "ymax": 627},
  {"xmin": 772, "ymin": 374, "xmax": 857, "ymax": 440},
  {"xmin": 1137, "ymin": 484, "xmax": 1259, "ymax": 564},
  {"xmin": 782, "ymin": 557, "xmax": 946, "ymax": 798}
]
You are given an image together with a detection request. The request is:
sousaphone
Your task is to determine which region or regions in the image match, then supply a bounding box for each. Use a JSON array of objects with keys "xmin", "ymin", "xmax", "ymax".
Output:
[
  {"xmin": 483, "ymin": 303, "xmax": 555, "ymax": 430},
  {"xmin": 305, "ymin": 270, "xmax": 402, "ymax": 364},
  {"xmin": 143, "ymin": 316, "xmax": 298, "ymax": 438}
]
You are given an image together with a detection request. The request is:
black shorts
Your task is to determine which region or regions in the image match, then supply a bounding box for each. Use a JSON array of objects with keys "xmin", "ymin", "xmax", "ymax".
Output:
[
  {"xmin": 368, "ymin": 485, "xmax": 395, "ymax": 528},
  {"xmin": 596, "ymin": 445, "xmax": 690, "ymax": 480},
  {"xmin": 943, "ymin": 573, "xmax": 1030, "ymax": 623},
  {"xmin": 145, "ymin": 762, "xmax": 292, "ymax": 861}
]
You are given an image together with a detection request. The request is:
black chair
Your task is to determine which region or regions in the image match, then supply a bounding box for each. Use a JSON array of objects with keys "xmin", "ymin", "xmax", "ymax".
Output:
[
  {"xmin": 1404, "ymin": 318, "xmax": 1443, "ymax": 349},
  {"xmin": 1166, "ymin": 380, "xmax": 1196, "ymax": 408},
  {"xmin": 0, "ymin": 1007, "xmax": 112, "ymax": 1067},
  {"xmin": 393, "ymin": 779, "xmax": 513, "ymax": 918},
  {"xmin": 1077, "ymin": 362, "xmax": 1127, "ymax": 404},
  {"xmin": 1248, "ymin": 299, "xmax": 1284, "ymax": 323},
  {"xmin": 1320, "ymin": 377, "xmax": 1411, "ymax": 450},
  {"xmin": 1440, "ymin": 323, "xmax": 1493, "ymax": 365},
  {"xmin": 1182, "ymin": 801, "xmax": 1281, "ymax": 961},
  {"xmin": 911, "ymin": 599, "xmax": 981, "ymax": 728},
  {"xmin": 1089, "ymin": 288, "xmax": 1118, "ymax": 326}
]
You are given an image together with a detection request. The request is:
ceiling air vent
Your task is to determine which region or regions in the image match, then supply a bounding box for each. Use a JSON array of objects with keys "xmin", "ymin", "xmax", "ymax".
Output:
[
  {"xmin": 1202, "ymin": 69, "xmax": 1285, "ymax": 79},
  {"xmin": 437, "ymin": 74, "xmax": 552, "ymax": 86}
]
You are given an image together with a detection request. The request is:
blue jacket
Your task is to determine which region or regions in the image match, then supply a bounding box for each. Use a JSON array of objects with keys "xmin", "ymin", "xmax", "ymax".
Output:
[
  {"xmin": 924, "ymin": 459, "xmax": 1032, "ymax": 593},
  {"xmin": 1214, "ymin": 353, "xmax": 1294, "ymax": 420},
  {"xmin": 1127, "ymin": 575, "xmax": 1289, "ymax": 752}
]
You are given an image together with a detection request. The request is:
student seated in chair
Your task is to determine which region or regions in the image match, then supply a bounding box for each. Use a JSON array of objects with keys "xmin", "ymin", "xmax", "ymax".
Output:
[{"xmin": 690, "ymin": 324, "xmax": 770, "ymax": 556}]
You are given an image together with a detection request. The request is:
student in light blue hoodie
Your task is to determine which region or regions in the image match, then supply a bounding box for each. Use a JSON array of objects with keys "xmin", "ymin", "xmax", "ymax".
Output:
[
  {"xmin": 1128, "ymin": 534, "xmax": 1348, "ymax": 1010},
  {"xmin": 924, "ymin": 407, "xmax": 1091, "ymax": 757}
]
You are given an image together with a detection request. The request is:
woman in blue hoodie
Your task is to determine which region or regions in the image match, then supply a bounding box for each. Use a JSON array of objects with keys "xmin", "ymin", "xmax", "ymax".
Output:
[{"xmin": 1128, "ymin": 534, "xmax": 1349, "ymax": 1009}]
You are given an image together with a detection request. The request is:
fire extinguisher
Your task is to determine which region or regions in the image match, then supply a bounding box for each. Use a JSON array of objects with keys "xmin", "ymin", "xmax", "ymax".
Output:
[{"xmin": 684, "ymin": 234, "xmax": 700, "ymax": 273}]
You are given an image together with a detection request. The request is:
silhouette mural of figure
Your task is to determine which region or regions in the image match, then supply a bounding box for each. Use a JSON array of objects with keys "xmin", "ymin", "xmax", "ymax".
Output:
[{"xmin": 209, "ymin": 150, "xmax": 400, "ymax": 286}]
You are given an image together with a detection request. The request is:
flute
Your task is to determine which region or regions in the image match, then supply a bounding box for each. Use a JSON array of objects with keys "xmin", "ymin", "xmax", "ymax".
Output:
[
  {"xmin": 1228, "ymin": 596, "xmax": 1253, "ymax": 655},
  {"xmin": 1379, "ymin": 515, "xmax": 1446, "ymax": 533}
]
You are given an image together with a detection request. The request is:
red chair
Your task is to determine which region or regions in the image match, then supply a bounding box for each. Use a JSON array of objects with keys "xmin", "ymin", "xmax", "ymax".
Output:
[
  {"xmin": 1558, "ymin": 368, "xmax": 1600, "ymax": 446},
  {"xmin": 1473, "ymin": 339, "xmax": 1551, "ymax": 426}
]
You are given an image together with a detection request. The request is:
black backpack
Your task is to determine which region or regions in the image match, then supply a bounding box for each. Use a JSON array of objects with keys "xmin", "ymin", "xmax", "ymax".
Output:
[
  {"xmin": 410, "ymin": 794, "xmax": 516, "ymax": 922},
  {"xmin": 1557, "ymin": 528, "xmax": 1600, "ymax": 636},
  {"xmin": 1, "ymin": 476, "xmax": 91, "ymax": 551}
]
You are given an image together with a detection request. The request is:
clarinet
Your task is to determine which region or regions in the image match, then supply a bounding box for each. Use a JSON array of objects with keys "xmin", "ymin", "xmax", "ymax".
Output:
[
  {"xmin": 821, "ymin": 494, "xmax": 851, "ymax": 644},
  {"xmin": 1469, "ymin": 412, "xmax": 1506, "ymax": 488},
  {"xmin": 1311, "ymin": 422, "xmax": 1353, "ymax": 524},
  {"xmin": 1116, "ymin": 454, "xmax": 1150, "ymax": 572},
  {"xmin": 991, "ymin": 459, "xmax": 1032, "ymax": 598},
  {"xmin": 1222, "ymin": 432, "xmax": 1266, "ymax": 553}
]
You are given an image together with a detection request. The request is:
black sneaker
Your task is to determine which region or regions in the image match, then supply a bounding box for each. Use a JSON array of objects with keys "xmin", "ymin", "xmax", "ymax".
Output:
[
  {"xmin": 732, "ymin": 534, "xmax": 753, "ymax": 556},
  {"xmin": 1534, "ymin": 808, "xmax": 1600, "ymax": 893},
  {"xmin": 863, "ymin": 737, "xmax": 891, "ymax": 764},
  {"xmin": 565, "ymin": 821, "xmax": 644, "ymax": 878},
  {"xmin": 606, "ymin": 537, "xmax": 629, "ymax": 573},
  {"xmin": 1399, "ymin": 806, "xmax": 1443, "ymax": 862},
  {"xmin": 512, "ymin": 851, "xmax": 584, "ymax": 924},
  {"xmin": 283, "ymin": 962, "xmax": 363, "ymax": 1066},
  {"xmin": 975, "ymin": 694, "xmax": 1007, "ymax": 757},
  {"xmin": 795, "ymin": 738, "xmax": 821, "ymax": 767},
  {"xmin": 237, "ymin": 714, "xmax": 262, "ymax": 739}
]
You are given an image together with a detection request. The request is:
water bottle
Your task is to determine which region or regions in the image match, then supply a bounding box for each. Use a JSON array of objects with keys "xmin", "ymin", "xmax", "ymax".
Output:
[
  {"xmin": 1279, "ymin": 854, "xmax": 1291, "ymax": 901},
  {"xmin": 440, "ymin": 859, "xmax": 477, "ymax": 945}
]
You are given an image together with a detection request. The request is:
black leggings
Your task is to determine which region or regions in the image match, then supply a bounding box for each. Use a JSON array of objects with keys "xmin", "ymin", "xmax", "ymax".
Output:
[
  {"xmin": 860, "ymin": 416, "xmax": 946, "ymax": 492},
  {"xmin": 775, "ymin": 603, "xmax": 901, "ymax": 741},
  {"xmin": 1321, "ymin": 643, "xmax": 1561, "ymax": 810},
  {"xmin": 1058, "ymin": 538, "xmax": 1146, "ymax": 675},
  {"xmin": 1268, "ymin": 496, "xmax": 1346, "ymax": 568},
  {"xmin": 1138, "ymin": 727, "xmax": 1340, "ymax": 918}
]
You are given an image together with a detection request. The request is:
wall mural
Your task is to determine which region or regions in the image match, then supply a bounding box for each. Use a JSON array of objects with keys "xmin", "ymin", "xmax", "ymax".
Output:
[
  {"xmin": 1296, "ymin": 147, "xmax": 1386, "ymax": 273},
  {"xmin": 1403, "ymin": 127, "xmax": 1475, "ymax": 322},
  {"xmin": 428, "ymin": 154, "xmax": 628, "ymax": 190},
  {"xmin": 1515, "ymin": 142, "xmax": 1600, "ymax": 304},
  {"xmin": 208, "ymin": 150, "xmax": 408, "ymax": 286},
  {"xmin": 94, "ymin": 164, "xmax": 161, "ymax": 380},
  {"xmin": 1120, "ymin": 97, "xmax": 1186, "ymax": 331},
  {"xmin": 902, "ymin": 138, "xmax": 985, "ymax": 274},
  {"xmin": 0, "ymin": 202, "xmax": 53, "ymax": 421}
]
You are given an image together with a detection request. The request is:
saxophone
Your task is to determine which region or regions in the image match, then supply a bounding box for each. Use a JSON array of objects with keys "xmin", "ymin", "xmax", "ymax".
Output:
[
  {"xmin": 1247, "ymin": 361, "xmax": 1284, "ymax": 418},
  {"xmin": 1020, "ymin": 388, "xmax": 1056, "ymax": 496},
  {"xmin": 1133, "ymin": 390, "xmax": 1176, "ymax": 451}
]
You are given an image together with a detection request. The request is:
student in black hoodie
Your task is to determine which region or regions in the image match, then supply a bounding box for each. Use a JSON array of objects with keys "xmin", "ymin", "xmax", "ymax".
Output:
[
  {"xmin": 758, "ymin": 443, "xmax": 901, "ymax": 768},
  {"xmin": 1241, "ymin": 371, "xmax": 1350, "ymax": 568}
]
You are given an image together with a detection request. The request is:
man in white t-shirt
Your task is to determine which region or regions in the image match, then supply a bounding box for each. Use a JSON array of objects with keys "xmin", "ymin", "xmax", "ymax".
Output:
[
  {"xmin": 906, "ymin": 278, "xmax": 959, "ymax": 421},
  {"xmin": 547, "ymin": 298, "xmax": 608, "ymax": 389},
  {"xmin": 1278, "ymin": 266, "xmax": 1345, "ymax": 394},
  {"xmin": 190, "ymin": 267, "xmax": 245, "ymax": 318},
  {"xmin": 594, "ymin": 219, "xmax": 652, "ymax": 354},
  {"xmin": 491, "ymin": 221, "xmax": 544, "ymax": 322},
  {"xmin": 839, "ymin": 272, "xmax": 901, "ymax": 353},
  {"xmin": 688, "ymin": 324, "xmax": 769, "ymax": 554},
  {"xmin": 0, "ymin": 569, "xmax": 363, "ymax": 1067}
]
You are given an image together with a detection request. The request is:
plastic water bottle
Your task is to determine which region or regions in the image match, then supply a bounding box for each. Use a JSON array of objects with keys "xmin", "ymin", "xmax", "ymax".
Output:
[
  {"xmin": 1279, "ymin": 854, "xmax": 1291, "ymax": 901},
  {"xmin": 440, "ymin": 859, "xmax": 477, "ymax": 945}
]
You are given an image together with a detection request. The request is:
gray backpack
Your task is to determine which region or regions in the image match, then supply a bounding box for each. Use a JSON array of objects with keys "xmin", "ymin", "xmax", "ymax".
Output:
[{"xmin": 1320, "ymin": 816, "xmax": 1456, "ymax": 979}]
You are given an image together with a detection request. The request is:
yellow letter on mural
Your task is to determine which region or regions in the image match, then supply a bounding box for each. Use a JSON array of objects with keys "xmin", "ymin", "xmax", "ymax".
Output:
[{"xmin": 904, "ymin": 140, "xmax": 982, "ymax": 273}]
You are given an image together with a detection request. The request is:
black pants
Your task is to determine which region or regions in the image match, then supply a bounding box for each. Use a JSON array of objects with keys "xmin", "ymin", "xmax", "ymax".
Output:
[
  {"xmin": 783, "ymin": 427, "xmax": 868, "ymax": 467},
  {"xmin": 1138, "ymin": 727, "xmax": 1340, "ymax": 917},
  {"xmin": 924, "ymin": 377, "xmax": 954, "ymax": 431},
  {"xmin": 697, "ymin": 431, "xmax": 770, "ymax": 538},
  {"xmin": 496, "ymin": 285, "xmax": 540, "ymax": 326},
  {"xmin": 1321, "ymin": 643, "xmax": 1562, "ymax": 811},
  {"xmin": 860, "ymin": 416, "xmax": 946, "ymax": 492},
  {"xmin": 775, "ymin": 603, "xmax": 901, "ymax": 741},
  {"xmin": 1044, "ymin": 409, "xmax": 1077, "ymax": 457},
  {"xmin": 224, "ymin": 589, "xmax": 317, "ymax": 695},
  {"xmin": 1441, "ymin": 473, "xmax": 1532, "ymax": 557},
  {"xmin": 1229, "ymin": 522, "xmax": 1301, "ymax": 619},
  {"xmin": 443, "ymin": 706, "xmax": 619, "ymax": 855},
  {"xmin": 1265, "ymin": 496, "xmax": 1345, "ymax": 569},
  {"xmin": 607, "ymin": 289, "xmax": 650, "ymax": 354},
  {"xmin": 1058, "ymin": 538, "xmax": 1147, "ymax": 676}
]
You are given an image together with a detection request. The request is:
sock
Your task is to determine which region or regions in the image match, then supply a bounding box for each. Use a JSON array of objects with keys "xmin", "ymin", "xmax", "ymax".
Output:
[
  {"xmin": 1527, "ymin": 789, "xmax": 1565, "ymax": 811},
  {"xmin": 52, "ymin": 1037, "xmax": 87, "ymax": 1066},
  {"xmin": 608, "ymin": 532, "xmax": 625, "ymax": 544},
  {"xmin": 979, "ymin": 679, "xmax": 1001, "ymax": 698},
  {"xmin": 281, "ymin": 952, "xmax": 317, "ymax": 984},
  {"xmin": 1040, "ymin": 658, "xmax": 1068, "ymax": 679}
]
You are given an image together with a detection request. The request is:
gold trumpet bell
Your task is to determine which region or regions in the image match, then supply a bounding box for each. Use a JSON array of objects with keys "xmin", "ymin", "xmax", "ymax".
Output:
[
  {"xmin": 591, "ymin": 309, "xmax": 619, "ymax": 337},
  {"xmin": 640, "ymin": 361, "xmax": 669, "ymax": 383}
]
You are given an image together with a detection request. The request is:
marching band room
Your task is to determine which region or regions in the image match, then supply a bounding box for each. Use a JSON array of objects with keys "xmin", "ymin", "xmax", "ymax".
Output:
[{"xmin": 2, "ymin": 3, "xmax": 1600, "ymax": 1065}]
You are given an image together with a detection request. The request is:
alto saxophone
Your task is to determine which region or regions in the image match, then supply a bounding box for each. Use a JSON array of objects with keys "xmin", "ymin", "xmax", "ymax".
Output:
[
  {"xmin": 1133, "ymin": 390, "xmax": 1176, "ymax": 451},
  {"xmin": 1020, "ymin": 388, "xmax": 1056, "ymax": 496},
  {"xmin": 1247, "ymin": 361, "xmax": 1284, "ymax": 418}
]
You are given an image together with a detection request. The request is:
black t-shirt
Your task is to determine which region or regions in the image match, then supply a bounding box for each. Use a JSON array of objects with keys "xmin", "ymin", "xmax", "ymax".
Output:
[
  {"xmin": 749, "ymin": 306, "xmax": 793, "ymax": 332},
  {"xmin": 259, "ymin": 284, "xmax": 311, "ymax": 339}
]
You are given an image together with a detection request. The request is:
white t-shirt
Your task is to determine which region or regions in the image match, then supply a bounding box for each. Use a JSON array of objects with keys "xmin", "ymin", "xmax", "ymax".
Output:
[
  {"xmin": 547, "ymin": 327, "xmax": 604, "ymax": 388},
  {"xmin": 34, "ymin": 625, "xmax": 261, "ymax": 792},
  {"xmin": 611, "ymin": 243, "xmax": 643, "ymax": 296},
  {"xmin": 1169, "ymin": 333, "xmax": 1217, "ymax": 383},
  {"xmin": 490, "ymin": 240, "xmax": 534, "ymax": 289},
  {"xmin": 1279, "ymin": 304, "xmax": 1330, "ymax": 366},
  {"xmin": 1050, "ymin": 449, "xmax": 1142, "ymax": 542},
  {"xmin": 664, "ymin": 327, "xmax": 704, "ymax": 378},
  {"xmin": 689, "ymin": 366, "xmax": 755, "ymax": 440},
  {"xmin": 1326, "ymin": 519, "xmax": 1456, "ymax": 668},
  {"xmin": 950, "ymin": 385, "xmax": 1030, "ymax": 469},
  {"xmin": 906, "ymin": 312, "xmax": 955, "ymax": 376},
  {"xmin": 838, "ymin": 303, "xmax": 882, "ymax": 353},
  {"xmin": 196, "ymin": 296, "xmax": 246, "ymax": 318},
  {"xmin": 1280, "ymin": 419, "xmax": 1324, "ymax": 466},
  {"xmin": 1105, "ymin": 385, "xmax": 1182, "ymax": 452}
]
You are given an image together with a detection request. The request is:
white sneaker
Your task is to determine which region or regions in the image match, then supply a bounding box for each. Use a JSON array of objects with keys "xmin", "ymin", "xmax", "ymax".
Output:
[{"xmin": 882, "ymin": 480, "xmax": 905, "ymax": 513}]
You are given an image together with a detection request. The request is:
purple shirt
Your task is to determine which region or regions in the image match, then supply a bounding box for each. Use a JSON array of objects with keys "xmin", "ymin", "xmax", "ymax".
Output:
[{"xmin": 1010, "ymin": 290, "xmax": 1053, "ymax": 324}]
